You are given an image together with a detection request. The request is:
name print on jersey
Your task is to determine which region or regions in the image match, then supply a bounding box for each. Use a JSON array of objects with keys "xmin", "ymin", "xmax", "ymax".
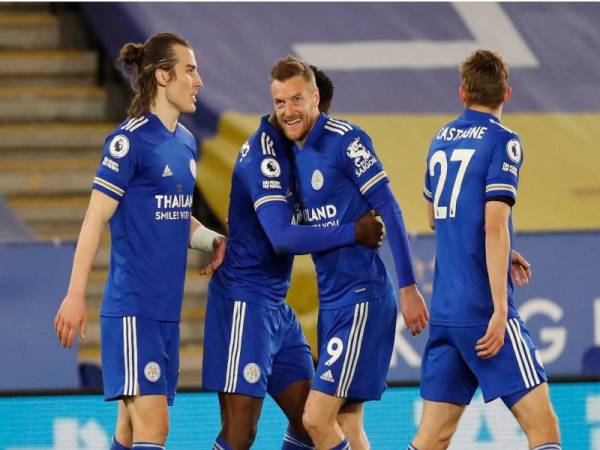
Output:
[{"xmin": 436, "ymin": 125, "xmax": 488, "ymax": 141}]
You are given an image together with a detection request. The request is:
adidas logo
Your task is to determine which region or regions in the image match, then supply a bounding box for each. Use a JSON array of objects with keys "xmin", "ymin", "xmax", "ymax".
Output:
[
  {"xmin": 162, "ymin": 165, "xmax": 173, "ymax": 177},
  {"xmin": 320, "ymin": 370, "xmax": 335, "ymax": 383}
]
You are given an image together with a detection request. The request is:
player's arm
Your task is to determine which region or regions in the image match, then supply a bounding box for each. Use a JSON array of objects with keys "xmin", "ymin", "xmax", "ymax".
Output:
[
  {"xmin": 257, "ymin": 201, "xmax": 382, "ymax": 255},
  {"xmin": 341, "ymin": 129, "xmax": 428, "ymax": 334},
  {"xmin": 189, "ymin": 216, "xmax": 226, "ymax": 275},
  {"xmin": 476, "ymin": 200, "xmax": 511, "ymax": 358},
  {"xmin": 365, "ymin": 183, "xmax": 429, "ymax": 335},
  {"xmin": 54, "ymin": 190, "xmax": 118, "ymax": 348},
  {"xmin": 426, "ymin": 202, "xmax": 435, "ymax": 230}
]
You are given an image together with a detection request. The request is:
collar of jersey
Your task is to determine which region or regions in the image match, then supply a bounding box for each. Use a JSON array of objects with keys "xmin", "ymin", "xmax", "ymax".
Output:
[
  {"xmin": 147, "ymin": 112, "xmax": 179, "ymax": 138},
  {"xmin": 292, "ymin": 112, "xmax": 328, "ymax": 155},
  {"xmin": 461, "ymin": 108, "xmax": 500, "ymax": 123},
  {"xmin": 261, "ymin": 114, "xmax": 286, "ymax": 143}
]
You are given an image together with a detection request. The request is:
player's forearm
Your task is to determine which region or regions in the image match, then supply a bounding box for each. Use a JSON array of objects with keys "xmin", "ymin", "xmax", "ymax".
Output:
[
  {"xmin": 66, "ymin": 211, "xmax": 106, "ymax": 297},
  {"xmin": 366, "ymin": 184, "xmax": 416, "ymax": 287},
  {"xmin": 485, "ymin": 221, "xmax": 510, "ymax": 315},
  {"xmin": 257, "ymin": 204, "xmax": 354, "ymax": 255}
]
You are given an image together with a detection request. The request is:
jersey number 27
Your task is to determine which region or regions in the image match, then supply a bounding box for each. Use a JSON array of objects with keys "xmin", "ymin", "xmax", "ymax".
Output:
[{"xmin": 429, "ymin": 149, "xmax": 475, "ymax": 219}]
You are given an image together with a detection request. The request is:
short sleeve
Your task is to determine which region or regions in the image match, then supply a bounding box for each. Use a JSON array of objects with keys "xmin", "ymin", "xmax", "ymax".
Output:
[
  {"xmin": 238, "ymin": 135, "xmax": 289, "ymax": 212},
  {"xmin": 92, "ymin": 133, "xmax": 139, "ymax": 201},
  {"xmin": 485, "ymin": 134, "xmax": 523, "ymax": 204},
  {"xmin": 339, "ymin": 129, "xmax": 389, "ymax": 196}
]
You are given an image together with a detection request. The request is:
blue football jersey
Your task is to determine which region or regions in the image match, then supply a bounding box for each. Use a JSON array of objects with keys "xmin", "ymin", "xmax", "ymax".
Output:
[
  {"xmin": 424, "ymin": 109, "xmax": 524, "ymax": 326},
  {"xmin": 93, "ymin": 113, "xmax": 198, "ymax": 321},
  {"xmin": 292, "ymin": 113, "xmax": 394, "ymax": 309},
  {"xmin": 210, "ymin": 115, "xmax": 298, "ymax": 307}
]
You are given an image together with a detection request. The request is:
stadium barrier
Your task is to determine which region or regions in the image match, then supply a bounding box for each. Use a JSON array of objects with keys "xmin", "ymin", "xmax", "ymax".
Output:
[{"xmin": 1, "ymin": 382, "xmax": 599, "ymax": 449}]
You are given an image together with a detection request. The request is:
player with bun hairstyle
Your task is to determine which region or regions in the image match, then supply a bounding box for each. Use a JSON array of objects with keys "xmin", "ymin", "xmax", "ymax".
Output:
[{"xmin": 54, "ymin": 32, "xmax": 225, "ymax": 450}]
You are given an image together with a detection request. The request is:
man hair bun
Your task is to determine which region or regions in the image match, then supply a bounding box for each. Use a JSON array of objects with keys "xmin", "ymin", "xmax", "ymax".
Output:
[{"xmin": 119, "ymin": 42, "xmax": 144, "ymax": 67}]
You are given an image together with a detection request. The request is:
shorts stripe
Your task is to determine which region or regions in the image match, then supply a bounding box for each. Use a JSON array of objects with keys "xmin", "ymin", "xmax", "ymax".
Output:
[
  {"xmin": 507, "ymin": 318, "xmax": 537, "ymax": 388},
  {"xmin": 337, "ymin": 302, "xmax": 369, "ymax": 397},
  {"xmin": 122, "ymin": 316, "xmax": 138, "ymax": 397},
  {"xmin": 123, "ymin": 317, "xmax": 129, "ymax": 395},
  {"xmin": 510, "ymin": 318, "xmax": 536, "ymax": 387},
  {"xmin": 514, "ymin": 319, "xmax": 541, "ymax": 385},
  {"xmin": 132, "ymin": 317, "xmax": 139, "ymax": 396},
  {"xmin": 225, "ymin": 301, "xmax": 246, "ymax": 393}
]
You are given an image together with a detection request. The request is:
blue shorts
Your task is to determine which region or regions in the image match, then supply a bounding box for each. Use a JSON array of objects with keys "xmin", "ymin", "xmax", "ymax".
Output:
[
  {"xmin": 101, "ymin": 316, "xmax": 180, "ymax": 406},
  {"xmin": 421, "ymin": 317, "xmax": 547, "ymax": 406},
  {"xmin": 312, "ymin": 293, "xmax": 398, "ymax": 401},
  {"xmin": 202, "ymin": 289, "xmax": 315, "ymax": 399}
]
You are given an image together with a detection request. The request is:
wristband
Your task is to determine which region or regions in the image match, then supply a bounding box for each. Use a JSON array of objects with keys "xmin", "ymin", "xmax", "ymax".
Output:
[{"xmin": 190, "ymin": 224, "xmax": 223, "ymax": 252}]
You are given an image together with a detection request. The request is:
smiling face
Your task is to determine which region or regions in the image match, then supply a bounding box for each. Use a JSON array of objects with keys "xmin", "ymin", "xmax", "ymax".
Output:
[
  {"xmin": 271, "ymin": 74, "xmax": 320, "ymax": 144},
  {"xmin": 163, "ymin": 44, "xmax": 203, "ymax": 114}
]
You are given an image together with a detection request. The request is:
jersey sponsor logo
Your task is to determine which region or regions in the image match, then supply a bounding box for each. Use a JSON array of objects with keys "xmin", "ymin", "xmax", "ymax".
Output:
[
  {"xmin": 311, "ymin": 169, "xmax": 324, "ymax": 190},
  {"xmin": 502, "ymin": 162, "xmax": 518, "ymax": 176},
  {"xmin": 262, "ymin": 180, "xmax": 282, "ymax": 190},
  {"xmin": 506, "ymin": 139, "xmax": 522, "ymax": 163},
  {"xmin": 144, "ymin": 362, "xmax": 161, "ymax": 382},
  {"xmin": 260, "ymin": 157, "xmax": 281, "ymax": 178},
  {"xmin": 320, "ymin": 369, "xmax": 335, "ymax": 383},
  {"xmin": 101, "ymin": 156, "xmax": 119, "ymax": 173},
  {"xmin": 346, "ymin": 137, "xmax": 377, "ymax": 177},
  {"xmin": 301, "ymin": 204, "xmax": 339, "ymax": 227},
  {"xmin": 243, "ymin": 363, "xmax": 261, "ymax": 384},
  {"xmin": 154, "ymin": 194, "xmax": 193, "ymax": 220},
  {"xmin": 189, "ymin": 159, "xmax": 196, "ymax": 179},
  {"xmin": 109, "ymin": 134, "xmax": 130, "ymax": 159},
  {"xmin": 162, "ymin": 165, "xmax": 173, "ymax": 177}
]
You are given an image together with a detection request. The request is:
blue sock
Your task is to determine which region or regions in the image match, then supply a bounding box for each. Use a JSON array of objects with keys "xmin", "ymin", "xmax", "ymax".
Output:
[
  {"xmin": 408, "ymin": 444, "xmax": 419, "ymax": 450},
  {"xmin": 282, "ymin": 427, "xmax": 315, "ymax": 449},
  {"xmin": 531, "ymin": 445, "xmax": 561, "ymax": 450},
  {"xmin": 131, "ymin": 444, "xmax": 165, "ymax": 450},
  {"xmin": 110, "ymin": 437, "xmax": 131, "ymax": 450},
  {"xmin": 213, "ymin": 437, "xmax": 233, "ymax": 450},
  {"xmin": 329, "ymin": 438, "xmax": 351, "ymax": 450}
]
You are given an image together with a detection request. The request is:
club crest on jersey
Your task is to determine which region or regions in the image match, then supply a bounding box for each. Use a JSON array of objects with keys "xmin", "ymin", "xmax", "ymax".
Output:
[
  {"xmin": 109, "ymin": 134, "xmax": 130, "ymax": 159},
  {"xmin": 506, "ymin": 139, "xmax": 522, "ymax": 164},
  {"xmin": 261, "ymin": 158, "xmax": 281, "ymax": 178},
  {"xmin": 243, "ymin": 363, "xmax": 261, "ymax": 384},
  {"xmin": 346, "ymin": 137, "xmax": 376, "ymax": 177},
  {"xmin": 311, "ymin": 169, "xmax": 324, "ymax": 190},
  {"xmin": 144, "ymin": 362, "xmax": 161, "ymax": 382},
  {"xmin": 189, "ymin": 159, "xmax": 196, "ymax": 179}
]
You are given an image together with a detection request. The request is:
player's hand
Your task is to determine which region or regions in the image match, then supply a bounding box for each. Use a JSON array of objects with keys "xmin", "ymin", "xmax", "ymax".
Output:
[
  {"xmin": 54, "ymin": 293, "xmax": 86, "ymax": 349},
  {"xmin": 511, "ymin": 249, "xmax": 532, "ymax": 287},
  {"xmin": 199, "ymin": 236, "xmax": 227, "ymax": 275},
  {"xmin": 354, "ymin": 210, "xmax": 384, "ymax": 248},
  {"xmin": 400, "ymin": 284, "xmax": 429, "ymax": 336},
  {"xmin": 476, "ymin": 311, "xmax": 507, "ymax": 359}
]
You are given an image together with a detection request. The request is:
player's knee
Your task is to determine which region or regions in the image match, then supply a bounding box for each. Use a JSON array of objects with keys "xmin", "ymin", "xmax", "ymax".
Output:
[
  {"xmin": 302, "ymin": 410, "xmax": 324, "ymax": 436},
  {"xmin": 221, "ymin": 423, "xmax": 257, "ymax": 449}
]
